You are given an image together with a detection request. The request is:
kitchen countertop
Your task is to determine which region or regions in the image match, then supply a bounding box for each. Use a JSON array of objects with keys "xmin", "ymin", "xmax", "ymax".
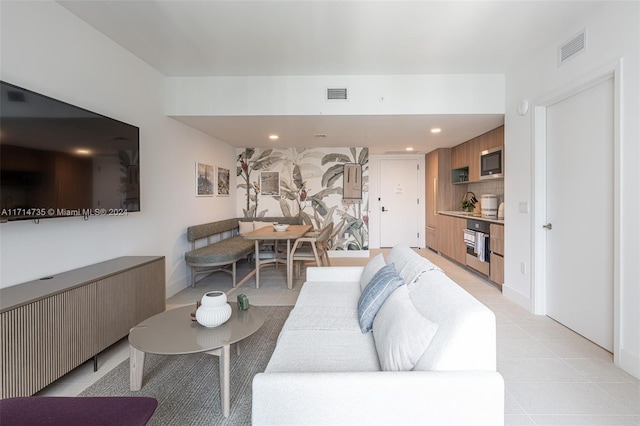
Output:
[{"xmin": 439, "ymin": 211, "xmax": 504, "ymax": 225}]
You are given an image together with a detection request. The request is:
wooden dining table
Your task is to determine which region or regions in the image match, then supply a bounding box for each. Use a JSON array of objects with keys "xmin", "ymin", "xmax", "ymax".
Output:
[{"xmin": 241, "ymin": 224, "xmax": 312, "ymax": 289}]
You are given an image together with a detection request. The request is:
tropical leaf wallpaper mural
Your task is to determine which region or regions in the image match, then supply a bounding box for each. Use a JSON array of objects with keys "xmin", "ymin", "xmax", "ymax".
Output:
[{"xmin": 237, "ymin": 147, "xmax": 369, "ymax": 250}]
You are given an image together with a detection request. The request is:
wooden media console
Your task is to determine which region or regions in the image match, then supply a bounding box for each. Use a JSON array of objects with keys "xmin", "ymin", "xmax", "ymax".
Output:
[{"xmin": 0, "ymin": 256, "xmax": 165, "ymax": 398}]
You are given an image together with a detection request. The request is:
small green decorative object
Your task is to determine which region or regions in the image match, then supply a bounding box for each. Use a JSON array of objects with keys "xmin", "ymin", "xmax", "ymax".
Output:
[{"xmin": 237, "ymin": 294, "xmax": 249, "ymax": 311}]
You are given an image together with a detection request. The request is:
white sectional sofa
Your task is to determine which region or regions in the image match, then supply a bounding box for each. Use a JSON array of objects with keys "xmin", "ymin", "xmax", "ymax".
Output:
[{"xmin": 252, "ymin": 245, "xmax": 504, "ymax": 425}]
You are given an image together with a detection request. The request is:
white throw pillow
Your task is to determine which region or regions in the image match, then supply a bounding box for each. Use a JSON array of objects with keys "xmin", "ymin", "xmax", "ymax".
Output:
[
  {"xmin": 238, "ymin": 221, "xmax": 254, "ymax": 235},
  {"xmin": 399, "ymin": 257, "xmax": 443, "ymax": 289},
  {"xmin": 253, "ymin": 221, "xmax": 272, "ymax": 230},
  {"xmin": 372, "ymin": 285, "xmax": 439, "ymax": 371},
  {"xmin": 359, "ymin": 253, "xmax": 386, "ymax": 292},
  {"xmin": 385, "ymin": 244, "xmax": 418, "ymax": 273}
]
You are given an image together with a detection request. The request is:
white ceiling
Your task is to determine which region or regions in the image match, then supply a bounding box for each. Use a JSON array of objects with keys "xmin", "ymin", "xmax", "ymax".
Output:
[{"xmin": 56, "ymin": 0, "xmax": 604, "ymax": 154}]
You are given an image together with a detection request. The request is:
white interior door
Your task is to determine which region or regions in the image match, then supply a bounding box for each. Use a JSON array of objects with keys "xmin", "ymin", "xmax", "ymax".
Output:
[
  {"xmin": 545, "ymin": 77, "xmax": 614, "ymax": 351},
  {"xmin": 379, "ymin": 158, "xmax": 419, "ymax": 247}
]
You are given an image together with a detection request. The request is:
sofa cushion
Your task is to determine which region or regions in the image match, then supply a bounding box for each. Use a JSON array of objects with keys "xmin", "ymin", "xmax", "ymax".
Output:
[
  {"xmin": 283, "ymin": 306, "xmax": 360, "ymax": 332},
  {"xmin": 359, "ymin": 253, "xmax": 386, "ymax": 291},
  {"xmin": 265, "ymin": 330, "xmax": 380, "ymax": 373},
  {"xmin": 357, "ymin": 263, "xmax": 405, "ymax": 333},
  {"xmin": 373, "ymin": 286, "xmax": 439, "ymax": 371},
  {"xmin": 386, "ymin": 245, "xmax": 442, "ymax": 286},
  {"xmin": 184, "ymin": 235, "xmax": 254, "ymax": 264},
  {"xmin": 398, "ymin": 256, "xmax": 442, "ymax": 289},
  {"xmin": 410, "ymin": 270, "xmax": 497, "ymax": 371},
  {"xmin": 385, "ymin": 244, "xmax": 419, "ymax": 272},
  {"xmin": 296, "ymin": 281, "xmax": 362, "ymax": 309}
]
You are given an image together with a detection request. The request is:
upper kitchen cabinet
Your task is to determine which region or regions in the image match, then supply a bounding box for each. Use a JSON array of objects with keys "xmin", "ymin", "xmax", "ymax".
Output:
[
  {"xmin": 480, "ymin": 126, "xmax": 504, "ymax": 152},
  {"xmin": 451, "ymin": 125, "xmax": 504, "ymax": 183},
  {"xmin": 451, "ymin": 140, "xmax": 469, "ymax": 170}
]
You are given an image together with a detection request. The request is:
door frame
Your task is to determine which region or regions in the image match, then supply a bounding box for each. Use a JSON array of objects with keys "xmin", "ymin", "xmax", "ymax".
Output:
[
  {"xmin": 532, "ymin": 59, "xmax": 622, "ymax": 362},
  {"xmin": 369, "ymin": 154, "xmax": 425, "ymax": 249}
]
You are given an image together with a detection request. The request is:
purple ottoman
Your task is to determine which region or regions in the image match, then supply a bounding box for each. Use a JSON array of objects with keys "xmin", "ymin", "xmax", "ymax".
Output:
[{"xmin": 0, "ymin": 397, "xmax": 158, "ymax": 426}]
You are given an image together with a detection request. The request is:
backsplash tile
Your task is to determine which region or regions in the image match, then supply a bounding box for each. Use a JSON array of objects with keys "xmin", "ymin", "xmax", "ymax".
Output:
[{"xmin": 467, "ymin": 180, "xmax": 504, "ymax": 204}]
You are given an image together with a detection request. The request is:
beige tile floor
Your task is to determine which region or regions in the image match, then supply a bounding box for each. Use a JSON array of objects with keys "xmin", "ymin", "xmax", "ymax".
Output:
[{"xmin": 38, "ymin": 249, "xmax": 640, "ymax": 425}]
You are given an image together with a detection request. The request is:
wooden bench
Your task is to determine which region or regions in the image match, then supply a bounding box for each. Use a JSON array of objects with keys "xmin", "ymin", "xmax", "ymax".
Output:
[{"xmin": 185, "ymin": 217, "xmax": 302, "ymax": 288}]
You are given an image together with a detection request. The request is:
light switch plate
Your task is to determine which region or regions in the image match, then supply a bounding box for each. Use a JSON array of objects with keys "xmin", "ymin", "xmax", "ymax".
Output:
[{"xmin": 518, "ymin": 202, "xmax": 529, "ymax": 214}]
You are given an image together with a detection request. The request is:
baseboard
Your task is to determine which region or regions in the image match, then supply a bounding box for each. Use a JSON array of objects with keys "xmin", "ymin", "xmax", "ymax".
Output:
[
  {"xmin": 166, "ymin": 275, "xmax": 190, "ymax": 299},
  {"xmin": 502, "ymin": 285, "xmax": 532, "ymax": 311},
  {"xmin": 328, "ymin": 250, "xmax": 370, "ymax": 258},
  {"xmin": 619, "ymin": 348, "xmax": 640, "ymax": 380}
]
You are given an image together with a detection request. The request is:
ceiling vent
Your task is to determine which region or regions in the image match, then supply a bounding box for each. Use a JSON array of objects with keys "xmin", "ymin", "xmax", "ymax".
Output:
[
  {"xmin": 559, "ymin": 29, "xmax": 587, "ymax": 65},
  {"xmin": 326, "ymin": 87, "xmax": 348, "ymax": 101},
  {"xmin": 7, "ymin": 90, "xmax": 26, "ymax": 103}
]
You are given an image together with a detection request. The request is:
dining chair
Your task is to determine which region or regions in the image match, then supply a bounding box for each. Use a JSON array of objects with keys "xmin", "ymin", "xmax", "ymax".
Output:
[{"xmin": 288, "ymin": 222, "xmax": 333, "ymax": 278}]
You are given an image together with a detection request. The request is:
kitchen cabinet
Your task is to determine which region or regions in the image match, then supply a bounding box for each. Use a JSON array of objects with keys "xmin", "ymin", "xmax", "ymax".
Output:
[
  {"xmin": 451, "ymin": 142, "xmax": 469, "ymax": 170},
  {"xmin": 425, "ymin": 150, "xmax": 440, "ymax": 251},
  {"xmin": 481, "ymin": 125, "xmax": 503, "ymax": 152},
  {"xmin": 467, "ymin": 136, "xmax": 481, "ymax": 182},
  {"xmin": 425, "ymin": 149, "xmax": 466, "ymax": 252},
  {"xmin": 490, "ymin": 223, "xmax": 504, "ymax": 287},
  {"xmin": 451, "ymin": 125, "xmax": 504, "ymax": 183},
  {"xmin": 438, "ymin": 214, "xmax": 467, "ymax": 264}
]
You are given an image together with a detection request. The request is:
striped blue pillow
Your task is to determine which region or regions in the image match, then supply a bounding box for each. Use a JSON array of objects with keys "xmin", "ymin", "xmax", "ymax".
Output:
[{"xmin": 357, "ymin": 263, "xmax": 405, "ymax": 333}]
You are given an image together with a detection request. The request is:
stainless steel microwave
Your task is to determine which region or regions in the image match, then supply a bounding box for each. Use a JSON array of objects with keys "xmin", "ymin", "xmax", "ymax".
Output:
[{"xmin": 480, "ymin": 146, "xmax": 504, "ymax": 180}]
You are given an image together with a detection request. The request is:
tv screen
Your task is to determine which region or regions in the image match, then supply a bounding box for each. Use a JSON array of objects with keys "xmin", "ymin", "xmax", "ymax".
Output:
[{"xmin": 0, "ymin": 81, "xmax": 140, "ymax": 222}]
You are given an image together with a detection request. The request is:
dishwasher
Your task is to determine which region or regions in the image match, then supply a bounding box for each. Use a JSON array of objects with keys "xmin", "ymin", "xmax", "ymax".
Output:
[{"xmin": 464, "ymin": 219, "xmax": 490, "ymax": 277}]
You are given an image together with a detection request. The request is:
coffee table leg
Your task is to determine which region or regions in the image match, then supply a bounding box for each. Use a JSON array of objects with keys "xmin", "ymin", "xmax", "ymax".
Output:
[
  {"xmin": 129, "ymin": 345, "xmax": 145, "ymax": 391},
  {"xmin": 220, "ymin": 344, "xmax": 230, "ymax": 417},
  {"xmin": 206, "ymin": 344, "xmax": 231, "ymax": 417}
]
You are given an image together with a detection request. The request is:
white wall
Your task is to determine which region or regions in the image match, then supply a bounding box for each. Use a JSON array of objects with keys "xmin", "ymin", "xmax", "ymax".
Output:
[
  {"xmin": 0, "ymin": 2, "xmax": 237, "ymax": 296},
  {"xmin": 504, "ymin": 1, "xmax": 639, "ymax": 378},
  {"xmin": 166, "ymin": 74, "xmax": 505, "ymax": 116}
]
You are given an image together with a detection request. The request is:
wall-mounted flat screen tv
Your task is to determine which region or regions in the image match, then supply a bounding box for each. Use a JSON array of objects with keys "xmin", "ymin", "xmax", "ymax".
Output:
[{"xmin": 0, "ymin": 81, "xmax": 140, "ymax": 222}]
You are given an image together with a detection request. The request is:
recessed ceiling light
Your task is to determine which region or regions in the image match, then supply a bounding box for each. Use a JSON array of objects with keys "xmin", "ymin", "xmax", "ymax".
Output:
[
  {"xmin": 406, "ymin": 147, "xmax": 414, "ymax": 151},
  {"xmin": 75, "ymin": 149, "xmax": 91, "ymax": 155},
  {"xmin": 269, "ymin": 134, "xmax": 279, "ymax": 140},
  {"xmin": 431, "ymin": 128, "xmax": 441, "ymax": 134}
]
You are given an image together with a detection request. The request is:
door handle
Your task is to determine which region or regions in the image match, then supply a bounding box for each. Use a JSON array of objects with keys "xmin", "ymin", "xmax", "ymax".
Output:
[
  {"xmin": 543, "ymin": 223, "xmax": 553, "ymax": 230},
  {"xmin": 382, "ymin": 206, "xmax": 388, "ymax": 212}
]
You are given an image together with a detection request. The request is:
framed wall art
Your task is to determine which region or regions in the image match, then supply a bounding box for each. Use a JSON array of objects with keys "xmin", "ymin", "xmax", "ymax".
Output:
[
  {"xmin": 342, "ymin": 163, "xmax": 363, "ymax": 204},
  {"xmin": 195, "ymin": 162, "xmax": 214, "ymax": 196},
  {"xmin": 216, "ymin": 166, "xmax": 230, "ymax": 196},
  {"xmin": 260, "ymin": 171, "xmax": 280, "ymax": 196}
]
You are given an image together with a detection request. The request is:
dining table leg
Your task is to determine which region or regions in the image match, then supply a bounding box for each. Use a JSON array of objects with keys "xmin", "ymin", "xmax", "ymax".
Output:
[
  {"xmin": 286, "ymin": 238, "xmax": 292, "ymax": 290},
  {"xmin": 254, "ymin": 239, "xmax": 260, "ymax": 289}
]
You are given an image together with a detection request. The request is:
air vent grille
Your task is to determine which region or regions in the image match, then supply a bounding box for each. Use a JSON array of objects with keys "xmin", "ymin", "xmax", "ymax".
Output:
[
  {"xmin": 327, "ymin": 87, "xmax": 347, "ymax": 100},
  {"xmin": 559, "ymin": 30, "xmax": 586, "ymax": 65}
]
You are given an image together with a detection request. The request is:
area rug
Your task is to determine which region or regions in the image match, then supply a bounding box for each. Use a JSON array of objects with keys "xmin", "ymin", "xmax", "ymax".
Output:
[{"xmin": 79, "ymin": 306, "xmax": 292, "ymax": 426}]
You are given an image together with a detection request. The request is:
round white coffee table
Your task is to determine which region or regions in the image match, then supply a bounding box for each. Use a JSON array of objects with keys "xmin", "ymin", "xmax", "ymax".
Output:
[{"xmin": 128, "ymin": 302, "xmax": 265, "ymax": 417}]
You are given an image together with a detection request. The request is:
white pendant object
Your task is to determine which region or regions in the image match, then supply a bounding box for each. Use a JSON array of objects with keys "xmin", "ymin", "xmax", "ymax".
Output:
[
  {"xmin": 196, "ymin": 291, "xmax": 232, "ymax": 328},
  {"xmin": 517, "ymin": 100, "xmax": 529, "ymax": 116}
]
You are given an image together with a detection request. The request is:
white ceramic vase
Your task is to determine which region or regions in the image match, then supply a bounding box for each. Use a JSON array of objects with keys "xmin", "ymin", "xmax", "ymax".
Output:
[{"xmin": 196, "ymin": 291, "xmax": 232, "ymax": 328}]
